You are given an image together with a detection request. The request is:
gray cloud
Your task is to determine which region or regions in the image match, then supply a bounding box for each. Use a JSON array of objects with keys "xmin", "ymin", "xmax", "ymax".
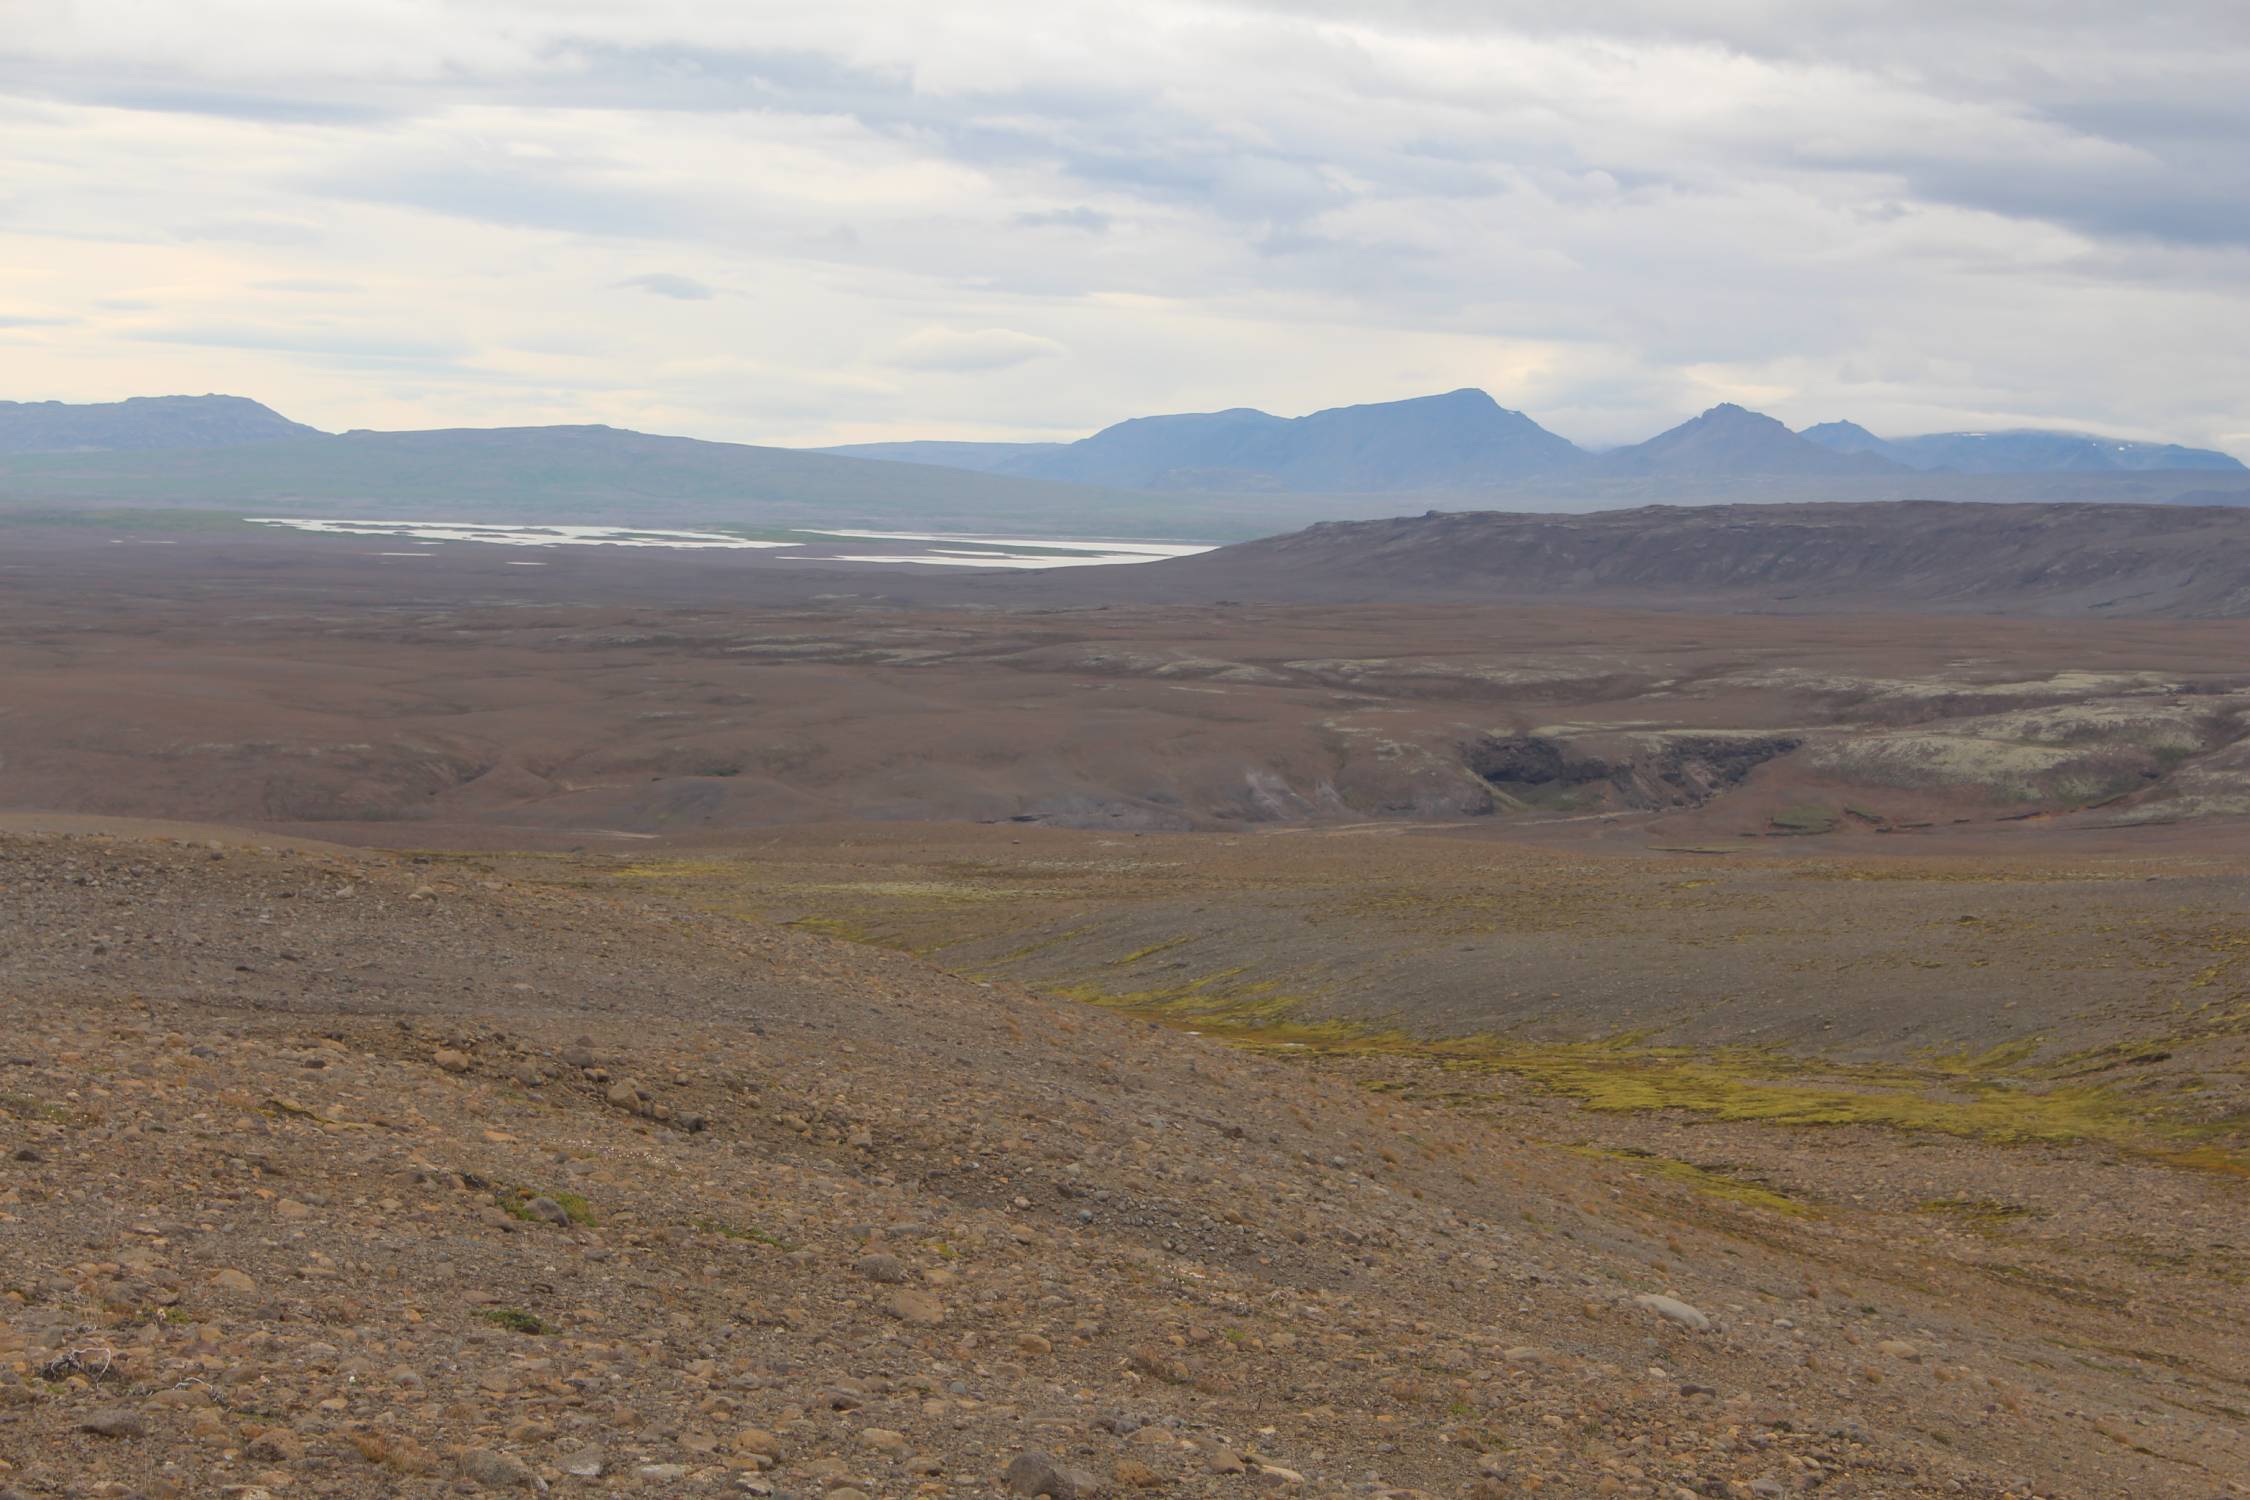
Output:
[
  {"xmin": 1014, "ymin": 207, "xmax": 1111, "ymax": 233},
  {"xmin": 176, "ymin": 215, "xmax": 325, "ymax": 246},
  {"xmin": 129, "ymin": 322, "xmax": 468, "ymax": 364},
  {"xmin": 616, "ymin": 272, "xmax": 717, "ymax": 300},
  {"xmin": 0, "ymin": 3, "xmax": 2244, "ymax": 451},
  {"xmin": 889, "ymin": 327, "xmax": 1067, "ymax": 372}
]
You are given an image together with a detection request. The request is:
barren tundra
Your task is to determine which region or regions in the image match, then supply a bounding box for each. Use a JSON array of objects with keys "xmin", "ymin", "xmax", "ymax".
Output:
[{"xmin": 0, "ymin": 517, "xmax": 2246, "ymax": 1500}]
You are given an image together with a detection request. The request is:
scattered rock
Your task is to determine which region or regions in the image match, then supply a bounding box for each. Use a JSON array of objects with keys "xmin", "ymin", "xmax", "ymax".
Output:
[
  {"xmin": 885, "ymin": 1289, "xmax": 945, "ymax": 1326},
  {"xmin": 1634, "ymin": 1293, "xmax": 1711, "ymax": 1332},
  {"xmin": 1006, "ymin": 1452, "xmax": 1101, "ymax": 1499},
  {"xmin": 556, "ymin": 1445, "xmax": 605, "ymax": 1478},
  {"xmin": 458, "ymin": 1447, "xmax": 540, "ymax": 1489},
  {"xmin": 78, "ymin": 1407, "xmax": 147, "ymax": 1438},
  {"xmin": 855, "ymin": 1251, "xmax": 909, "ymax": 1283}
]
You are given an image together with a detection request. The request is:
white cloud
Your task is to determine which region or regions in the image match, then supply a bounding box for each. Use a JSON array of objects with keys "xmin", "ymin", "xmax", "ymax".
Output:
[
  {"xmin": 888, "ymin": 326, "xmax": 1067, "ymax": 371},
  {"xmin": 0, "ymin": 2, "xmax": 2244, "ymax": 452}
]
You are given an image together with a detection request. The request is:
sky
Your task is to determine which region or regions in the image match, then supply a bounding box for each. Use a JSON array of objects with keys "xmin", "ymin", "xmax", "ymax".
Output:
[{"xmin": 2, "ymin": 2, "xmax": 2247, "ymax": 452}]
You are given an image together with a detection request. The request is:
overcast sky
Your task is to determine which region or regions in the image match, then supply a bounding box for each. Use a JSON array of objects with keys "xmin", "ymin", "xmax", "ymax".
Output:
[{"xmin": 3, "ymin": 2, "xmax": 2247, "ymax": 451}]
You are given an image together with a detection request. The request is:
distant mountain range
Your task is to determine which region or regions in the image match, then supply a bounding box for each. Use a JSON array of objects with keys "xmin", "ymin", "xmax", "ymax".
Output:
[
  {"xmin": 1594, "ymin": 404, "xmax": 1898, "ymax": 478},
  {"xmin": 831, "ymin": 392, "xmax": 2242, "ymax": 492},
  {"xmin": 827, "ymin": 389, "xmax": 1585, "ymax": 492},
  {"xmin": 0, "ymin": 393, "xmax": 2243, "ymax": 539},
  {"xmin": 0, "ymin": 402, "xmax": 1221, "ymax": 538},
  {"xmin": 1798, "ymin": 420, "xmax": 2244, "ymax": 474},
  {"xmin": 0, "ymin": 394, "xmax": 320, "ymax": 453}
]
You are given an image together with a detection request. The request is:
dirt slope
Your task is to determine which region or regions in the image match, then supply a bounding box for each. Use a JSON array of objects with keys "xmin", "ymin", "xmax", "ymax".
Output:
[
  {"xmin": 2, "ymin": 829, "xmax": 2245, "ymax": 1499},
  {"xmin": 1147, "ymin": 502, "xmax": 2250, "ymax": 615}
]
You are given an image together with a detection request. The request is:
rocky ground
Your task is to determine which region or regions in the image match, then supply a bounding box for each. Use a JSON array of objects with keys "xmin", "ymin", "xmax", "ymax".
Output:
[
  {"xmin": 2, "ymin": 828, "xmax": 2246, "ymax": 1499},
  {"xmin": 5, "ymin": 525, "xmax": 2250, "ymax": 839}
]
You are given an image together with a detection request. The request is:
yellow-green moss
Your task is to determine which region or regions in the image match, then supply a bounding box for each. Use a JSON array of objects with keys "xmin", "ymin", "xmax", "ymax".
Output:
[{"xmin": 1569, "ymin": 1145, "xmax": 1816, "ymax": 1217}]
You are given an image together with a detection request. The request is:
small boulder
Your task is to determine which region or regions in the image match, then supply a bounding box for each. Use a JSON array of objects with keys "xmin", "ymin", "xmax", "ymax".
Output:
[
  {"xmin": 457, "ymin": 1447, "xmax": 540, "ymax": 1489},
  {"xmin": 556, "ymin": 1445, "xmax": 605, "ymax": 1478},
  {"xmin": 854, "ymin": 1252, "xmax": 909, "ymax": 1284},
  {"xmin": 79, "ymin": 1407, "xmax": 148, "ymax": 1438},
  {"xmin": 1006, "ymin": 1453, "xmax": 1100, "ymax": 1500},
  {"xmin": 1634, "ymin": 1293, "xmax": 1711, "ymax": 1332},
  {"xmin": 885, "ymin": 1289, "xmax": 945, "ymax": 1326}
]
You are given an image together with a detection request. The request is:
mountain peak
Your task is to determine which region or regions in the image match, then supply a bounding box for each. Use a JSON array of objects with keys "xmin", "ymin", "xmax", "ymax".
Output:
[
  {"xmin": 1801, "ymin": 419, "xmax": 2242, "ymax": 474},
  {"xmin": 992, "ymin": 389, "xmax": 1586, "ymax": 493},
  {"xmin": 0, "ymin": 394, "xmax": 322, "ymax": 454},
  {"xmin": 1600, "ymin": 404, "xmax": 1897, "ymax": 477}
]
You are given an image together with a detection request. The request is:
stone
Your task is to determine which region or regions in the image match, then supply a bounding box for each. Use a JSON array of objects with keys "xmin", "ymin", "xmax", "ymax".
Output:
[
  {"xmin": 1113, "ymin": 1460, "xmax": 1162, "ymax": 1488},
  {"xmin": 457, "ymin": 1448, "xmax": 539, "ymax": 1489},
  {"xmin": 79, "ymin": 1407, "xmax": 148, "ymax": 1438},
  {"xmin": 557, "ymin": 1445, "xmax": 605, "ymax": 1478},
  {"xmin": 245, "ymin": 1428, "xmax": 305, "ymax": 1462},
  {"xmin": 1006, "ymin": 1453, "xmax": 1101, "ymax": 1499},
  {"xmin": 1633, "ymin": 1293, "xmax": 1711, "ymax": 1332},
  {"xmin": 209, "ymin": 1268, "xmax": 257, "ymax": 1293},
  {"xmin": 1876, "ymin": 1339, "xmax": 1922, "ymax": 1362},
  {"xmin": 885, "ymin": 1289, "xmax": 945, "ymax": 1326},
  {"xmin": 855, "ymin": 1252, "xmax": 909, "ymax": 1283},
  {"xmin": 433, "ymin": 1048, "xmax": 472, "ymax": 1073}
]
